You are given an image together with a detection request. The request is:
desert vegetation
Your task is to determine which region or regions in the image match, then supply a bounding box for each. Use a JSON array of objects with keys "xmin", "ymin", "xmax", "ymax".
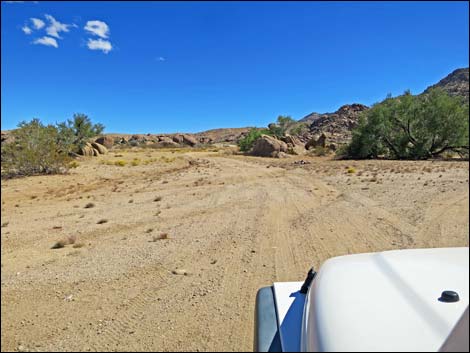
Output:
[
  {"xmin": 1, "ymin": 114, "xmax": 104, "ymax": 178},
  {"xmin": 341, "ymin": 88, "xmax": 469, "ymax": 159}
]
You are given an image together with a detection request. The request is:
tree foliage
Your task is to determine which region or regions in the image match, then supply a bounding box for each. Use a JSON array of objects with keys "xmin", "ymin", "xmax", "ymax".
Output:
[
  {"xmin": 268, "ymin": 115, "xmax": 296, "ymax": 137},
  {"xmin": 1, "ymin": 114, "xmax": 105, "ymax": 178},
  {"xmin": 1, "ymin": 119, "xmax": 72, "ymax": 178},
  {"xmin": 56, "ymin": 113, "xmax": 104, "ymax": 152},
  {"xmin": 342, "ymin": 88, "xmax": 469, "ymax": 159}
]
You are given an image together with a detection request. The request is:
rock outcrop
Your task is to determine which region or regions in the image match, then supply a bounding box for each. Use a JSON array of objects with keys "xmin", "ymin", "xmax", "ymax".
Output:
[
  {"xmin": 250, "ymin": 135, "xmax": 288, "ymax": 158},
  {"xmin": 94, "ymin": 136, "xmax": 114, "ymax": 149},
  {"xmin": 91, "ymin": 142, "xmax": 108, "ymax": 155},
  {"xmin": 297, "ymin": 104, "xmax": 369, "ymax": 145},
  {"xmin": 423, "ymin": 67, "xmax": 469, "ymax": 100}
]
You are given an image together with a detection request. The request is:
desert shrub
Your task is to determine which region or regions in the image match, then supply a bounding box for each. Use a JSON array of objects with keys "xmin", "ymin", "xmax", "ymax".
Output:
[
  {"xmin": 347, "ymin": 167, "xmax": 356, "ymax": 174},
  {"xmin": 238, "ymin": 128, "xmax": 271, "ymax": 152},
  {"xmin": 69, "ymin": 161, "xmax": 80, "ymax": 168},
  {"xmin": 56, "ymin": 113, "xmax": 105, "ymax": 152},
  {"xmin": 1, "ymin": 119, "xmax": 72, "ymax": 178},
  {"xmin": 131, "ymin": 158, "xmax": 141, "ymax": 166},
  {"xmin": 114, "ymin": 160, "xmax": 127, "ymax": 166},
  {"xmin": 343, "ymin": 89, "xmax": 469, "ymax": 159}
]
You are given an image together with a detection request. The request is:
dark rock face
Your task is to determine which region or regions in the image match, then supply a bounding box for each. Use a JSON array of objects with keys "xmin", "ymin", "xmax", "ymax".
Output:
[
  {"xmin": 297, "ymin": 104, "xmax": 369, "ymax": 145},
  {"xmin": 423, "ymin": 68, "xmax": 469, "ymax": 100}
]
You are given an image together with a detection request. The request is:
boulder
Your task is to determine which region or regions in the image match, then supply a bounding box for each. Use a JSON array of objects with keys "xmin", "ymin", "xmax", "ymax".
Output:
[
  {"xmin": 281, "ymin": 134, "xmax": 302, "ymax": 147},
  {"xmin": 250, "ymin": 135, "xmax": 288, "ymax": 158},
  {"xmin": 158, "ymin": 136, "xmax": 175, "ymax": 144},
  {"xmin": 92, "ymin": 148, "xmax": 99, "ymax": 156},
  {"xmin": 182, "ymin": 134, "xmax": 198, "ymax": 146},
  {"xmin": 79, "ymin": 143, "xmax": 94, "ymax": 156},
  {"xmin": 91, "ymin": 142, "xmax": 108, "ymax": 155},
  {"xmin": 305, "ymin": 133, "xmax": 327, "ymax": 150},
  {"xmin": 94, "ymin": 136, "xmax": 114, "ymax": 149},
  {"xmin": 155, "ymin": 141, "xmax": 180, "ymax": 148},
  {"xmin": 172, "ymin": 135, "xmax": 184, "ymax": 144}
]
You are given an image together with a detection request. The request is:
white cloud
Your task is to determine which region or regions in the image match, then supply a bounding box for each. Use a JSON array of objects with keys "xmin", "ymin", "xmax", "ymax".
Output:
[
  {"xmin": 44, "ymin": 14, "xmax": 74, "ymax": 39},
  {"xmin": 22, "ymin": 26, "xmax": 32, "ymax": 35},
  {"xmin": 31, "ymin": 17, "xmax": 45, "ymax": 30},
  {"xmin": 87, "ymin": 38, "xmax": 112, "ymax": 54},
  {"xmin": 157, "ymin": 57, "xmax": 166, "ymax": 62},
  {"xmin": 33, "ymin": 36, "xmax": 58, "ymax": 48},
  {"xmin": 84, "ymin": 20, "xmax": 109, "ymax": 39}
]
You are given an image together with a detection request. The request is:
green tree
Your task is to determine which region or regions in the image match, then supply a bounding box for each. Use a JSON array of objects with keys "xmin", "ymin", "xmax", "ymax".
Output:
[
  {"xmin": 56, "ymin": 113, "xmax": 105, "ymax": 153},
  {"xmin": 342, "ymin": 88, "xmax": 469, "ymax": 159},
  {"xmin": 1, "ymin": 119, "xmax": 72, "ymax": 177},
  {"xmin": 268, "ymin": 115, "xmax": 296, "ymax": 137},
  {"xmin": 238, "ymin": 128, "xmax": 271, "ymax": 152}
]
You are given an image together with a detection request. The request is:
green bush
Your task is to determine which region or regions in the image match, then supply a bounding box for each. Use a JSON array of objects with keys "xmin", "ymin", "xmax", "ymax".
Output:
[
  {"xmin": 1, "ymin": 119, "xmax": 72, "ymax": 178},
  {"xmin": 56, "ymin": 113, "xmax": 104, "ymax": 153},
  {"xmin": 344, "ymin": 88, "xmax": 469, "ymax": 159},
  {"xmin": 268, "ymin": 115, "xmax": 296, "ymax": 137},
  {"xmin": 238, "ymin": 128, "xmax": 271, "ymax": 152}
]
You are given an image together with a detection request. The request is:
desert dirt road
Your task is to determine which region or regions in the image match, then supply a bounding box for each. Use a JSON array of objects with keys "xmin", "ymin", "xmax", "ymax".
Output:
[{"xmin": 1, "ymin": 148, "xmax": 469, "ymax": 351}]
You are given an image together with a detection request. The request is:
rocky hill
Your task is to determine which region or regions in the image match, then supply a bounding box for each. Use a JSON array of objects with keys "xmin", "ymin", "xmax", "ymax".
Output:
[
  {"xmin": 423, "ymin": 67, "xmax": 469, "ymax": 100},
  {"xmin": 294, "ymin": 67, "xmax": 469, "ymax": 146},
  {"xmin": 296, "ymin": 103, "xmax": 369, "ymax": 144}
]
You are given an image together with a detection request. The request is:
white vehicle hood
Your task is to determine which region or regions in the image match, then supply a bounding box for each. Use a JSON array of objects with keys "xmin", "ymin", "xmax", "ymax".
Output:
[{"xmin": 301, "ymin": 247, "xmax": 469, "ymax": 352}]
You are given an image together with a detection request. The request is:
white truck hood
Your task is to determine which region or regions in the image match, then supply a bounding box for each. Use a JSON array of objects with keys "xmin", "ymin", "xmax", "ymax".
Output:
[{"xmin": 299, "ymin": 247, "xmax": 469, "ymax": 352}]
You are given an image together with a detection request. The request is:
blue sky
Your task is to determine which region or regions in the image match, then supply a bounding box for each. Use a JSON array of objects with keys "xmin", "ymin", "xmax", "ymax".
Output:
[{"xmin": 1, "ymin": 1, "xmax": 469, "ymax": 134}]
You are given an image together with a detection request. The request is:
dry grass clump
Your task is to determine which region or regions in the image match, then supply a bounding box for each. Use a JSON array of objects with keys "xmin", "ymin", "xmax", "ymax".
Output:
[
  {"xmin": 131, "ymin": 158, "xmax": 141, "ymax": 166},
  {"xmin": 114, "ymin": 160, "xmax": 127, "ymax": 167},
  {"xmin": 347, "ymin": 167, "xmax": 356, "ymax": 174},
  {"xmin": 69, "ymin": 161, "xmax": 80, "ymax": 168},
  {"xmin": 160, "ymin": 156, "xmax": 175, "ymax": 163}
]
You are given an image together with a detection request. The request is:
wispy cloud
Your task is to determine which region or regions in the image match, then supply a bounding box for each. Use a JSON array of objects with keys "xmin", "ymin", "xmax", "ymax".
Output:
[
  {"xmin": 157, "ymin": 56, "xmax": 166, "ymax": 62},
  {"xmin": 44, "ymin": 14, "xmax": 75, "ymax": 39},
  {"xmin": 31, "ymin": 17, "xmax": 45, "ymax": 30},
  {"xmin": 33, "ymin": 36, "xmax": 58, "ymax": 48},
  {"xmin": 22, "ymin": 26, "xmax": 32, "ymax": 35},
  {"xmin": 5, "ymin": 1, "xmax": 39, "ymax": 4},
  {"xmin": 84, "ymin": 20, "xmax": 110, "ymax": 39},
  {"xmin": 87, "ymin": 38, "xmax": 112, "ymax": 54}
]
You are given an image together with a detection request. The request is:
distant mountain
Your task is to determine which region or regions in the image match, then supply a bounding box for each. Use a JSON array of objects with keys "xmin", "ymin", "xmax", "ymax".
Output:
[{"xmin": 423, "ymin": 67, "xmax": 469, "ymax": 100}]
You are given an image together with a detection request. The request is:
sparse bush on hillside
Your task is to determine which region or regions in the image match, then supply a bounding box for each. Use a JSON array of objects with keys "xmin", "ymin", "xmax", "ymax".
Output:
[
  {"xmin": 341, "ymin": 88, "xmax": 469, "ymax": 159},
  {"xmin": 1, "ymin": 119, "xmax": 72, "ymax": 178},
  {"xmin": 238, "ymin": 128, "xmax": 271, "ymax": 152}
]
